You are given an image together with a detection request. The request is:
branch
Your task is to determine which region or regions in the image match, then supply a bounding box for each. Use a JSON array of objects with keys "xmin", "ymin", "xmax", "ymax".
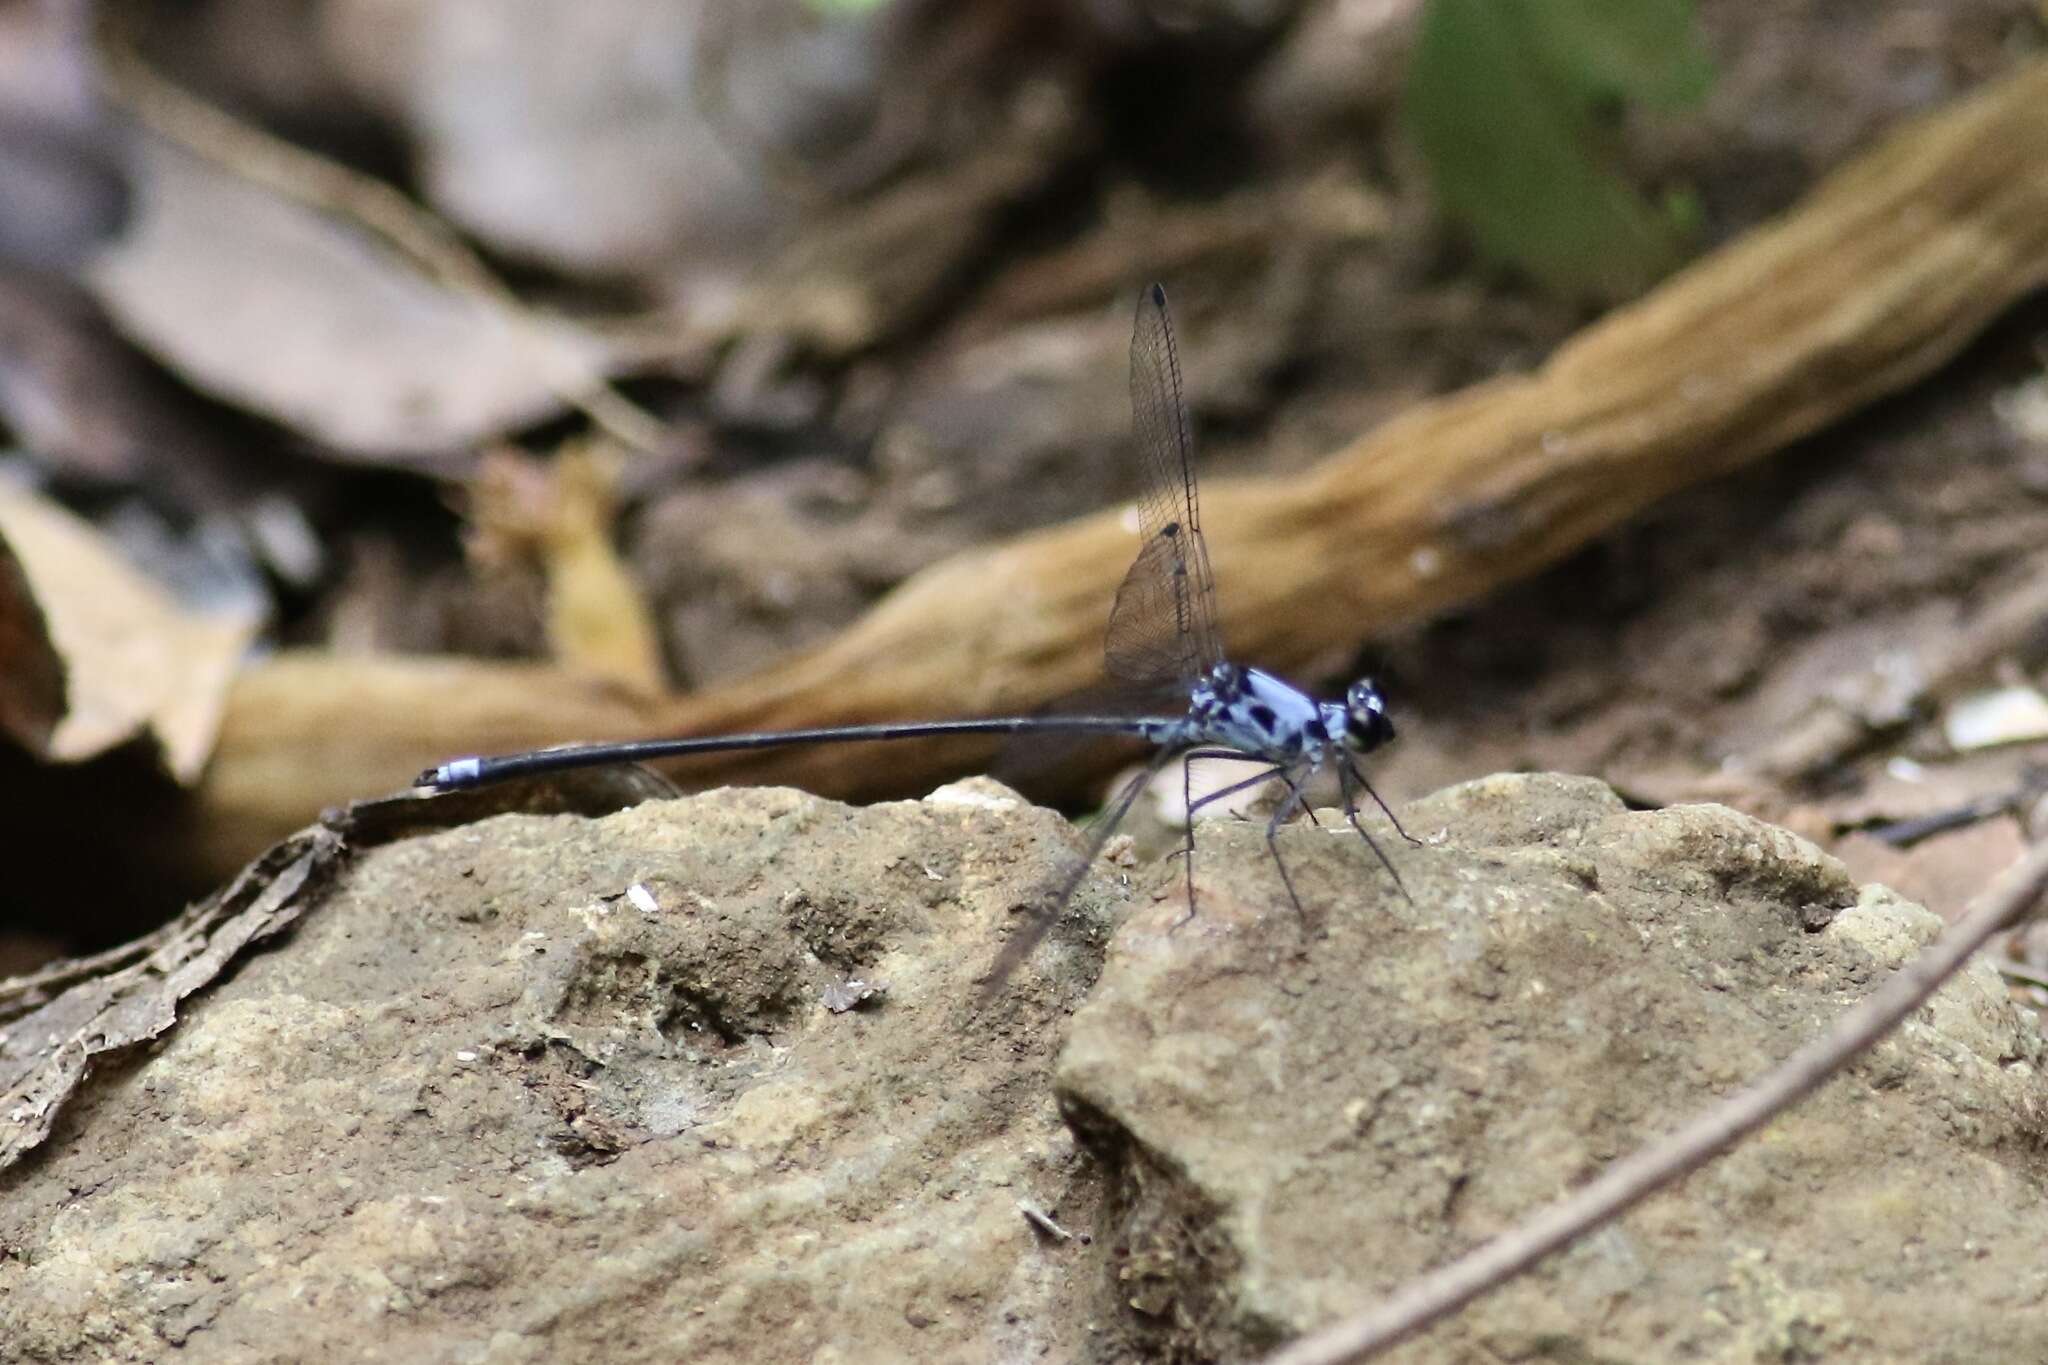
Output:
[{"xmin": 191, "ymin": 60, "xmax": 2048, "ymax": 873}]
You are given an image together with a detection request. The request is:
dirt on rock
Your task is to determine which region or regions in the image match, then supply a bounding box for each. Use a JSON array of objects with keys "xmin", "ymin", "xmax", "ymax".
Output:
[{"xmin": 1, "ymin": 774, "xmax": 2043, "ymax": 1362}]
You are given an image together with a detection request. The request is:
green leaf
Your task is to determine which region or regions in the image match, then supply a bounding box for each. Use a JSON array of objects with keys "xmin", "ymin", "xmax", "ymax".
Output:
[
  {"xmin": 1521, "ymin": 0, "xmax": 1716, "ymax": 108},
  {"xmin": 802, "ymin": 0, "xmax": 891, "ymax": 15},
  {"xmin": 1405, "ymin": 0, "xmax": 1715, "ymax": 302}
]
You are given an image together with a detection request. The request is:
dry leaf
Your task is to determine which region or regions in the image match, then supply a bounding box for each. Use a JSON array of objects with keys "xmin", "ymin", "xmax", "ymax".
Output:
[
  {"xmin": 322, "ymin": 0, "xmax": 784, "ymax": 280},
  {"xmin": 466, "ymin": 440, "xmax": 666, "ymax": 696},
  {"xmin": 86, "ymin": 135, "xmax": 615, "ymax": 460},
  {"xmin": 0, "ymin": 484, "xmax": 256, "ymax": 780}
]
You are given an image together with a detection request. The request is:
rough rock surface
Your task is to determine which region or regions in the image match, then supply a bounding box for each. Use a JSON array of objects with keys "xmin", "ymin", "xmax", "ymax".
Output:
[
  {"xmin": 1060, "ymin": 773, "xmax": 2048, "ymax": 1362},
  {"xmin": 0, "ymin": 781, "xmax": 1123, "ymax": 1363},
  {"xmin": 2, "ymin": 773, "xmax": 2044, "ymax": 1363}
]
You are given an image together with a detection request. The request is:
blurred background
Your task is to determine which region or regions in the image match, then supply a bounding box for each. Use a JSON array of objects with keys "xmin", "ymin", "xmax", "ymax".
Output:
[{"xmin": 3, "ymin": 0, "xmax": 2047, "ymax": 981}]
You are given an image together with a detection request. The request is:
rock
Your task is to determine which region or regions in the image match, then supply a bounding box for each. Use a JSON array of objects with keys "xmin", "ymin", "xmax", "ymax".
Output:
[
  {"xmin": 0, "ymin": 784, "xmax": 1123, "ymax": 1363},
  {"xmin": 2, "ymin": 773, "xmax": 2041, "ymax": 1362},
  {"xmin": 1057, "ymin": 774, "xmax": 2046, "ymax": 1362}
]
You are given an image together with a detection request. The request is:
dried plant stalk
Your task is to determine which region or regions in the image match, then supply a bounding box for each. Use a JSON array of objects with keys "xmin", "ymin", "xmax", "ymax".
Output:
[{"xmin": 193, "ymin": 60, "xmax": 2048, "ymax": 877}]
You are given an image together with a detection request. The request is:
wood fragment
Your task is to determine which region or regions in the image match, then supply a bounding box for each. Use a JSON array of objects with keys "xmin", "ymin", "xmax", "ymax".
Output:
[{"xmin": 0, "ymin": 825, "xmax": 341, "ymax": 1168}]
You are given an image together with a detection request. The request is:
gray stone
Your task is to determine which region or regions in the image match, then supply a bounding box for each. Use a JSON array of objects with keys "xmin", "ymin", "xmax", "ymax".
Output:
[
  {"xmin": 0, "ymin": 786, "xmax": 1119, "ymax": 1363},
  {"xmin": 1058, "ymin": 775, "xmax": 2047, "ymax": 1362},
  {"xmin": 3, "ymin": 773, "xmax": 2042, "ymax": 1362}
]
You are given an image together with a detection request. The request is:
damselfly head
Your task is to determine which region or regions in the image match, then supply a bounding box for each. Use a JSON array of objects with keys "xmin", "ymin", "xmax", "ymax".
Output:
[{"xmin": 1343, "ymin": 678, "xmax": 1394, "ymax": 752}]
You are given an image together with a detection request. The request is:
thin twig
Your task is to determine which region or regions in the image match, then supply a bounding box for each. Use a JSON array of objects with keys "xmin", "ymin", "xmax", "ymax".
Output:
[{"xmin": 1260, "ymin": 836, "xmax": 2048, "ymax": 1365}]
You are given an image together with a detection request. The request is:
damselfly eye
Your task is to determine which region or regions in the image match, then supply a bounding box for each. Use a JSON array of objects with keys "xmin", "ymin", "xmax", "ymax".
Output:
[{"xmin": 1345, "ymin": 679, "xmax": 1394, "ymax": 751}]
